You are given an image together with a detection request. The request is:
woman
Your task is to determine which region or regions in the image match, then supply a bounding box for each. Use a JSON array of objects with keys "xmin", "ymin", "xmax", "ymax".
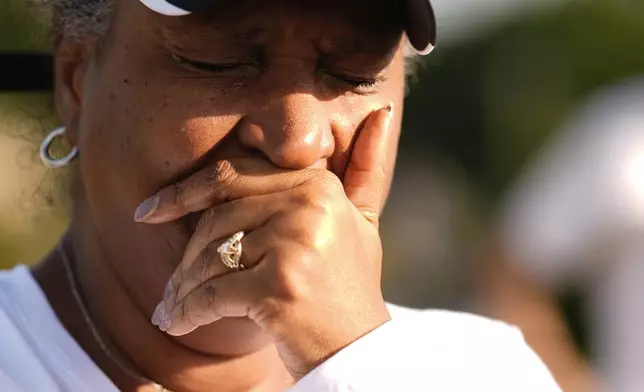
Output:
[{"xmin": 0, "ymin": 0, "xmax": 560, "ymax": 391}]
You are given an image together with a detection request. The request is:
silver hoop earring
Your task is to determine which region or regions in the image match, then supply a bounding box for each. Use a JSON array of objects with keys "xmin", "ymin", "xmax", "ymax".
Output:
[{"xmin": 40, "ymin": 127, "xmax": 78, "ymax": 168}]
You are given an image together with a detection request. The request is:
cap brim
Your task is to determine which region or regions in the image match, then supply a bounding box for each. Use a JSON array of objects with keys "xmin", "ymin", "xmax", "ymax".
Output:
[
  {"xmin": 404, "ymin": 0, "xmax": 437, "ymax": 55},
  {"xmin": 140, "ymin": 0, "xmax": 191, "ymax": 15},
  {"xmin": 141, "ymin": 0, "xmax": 436, "ymax": 55}
]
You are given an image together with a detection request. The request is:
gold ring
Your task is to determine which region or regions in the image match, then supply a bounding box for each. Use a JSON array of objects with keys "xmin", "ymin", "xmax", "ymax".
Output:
[{"xmin": 217, "ymin": 231, "xmax": 245, "ymax": 270}]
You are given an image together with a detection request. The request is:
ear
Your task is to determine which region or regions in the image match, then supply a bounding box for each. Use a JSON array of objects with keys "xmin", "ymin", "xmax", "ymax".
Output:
[{"xmin": 52, "ymin": 35, "xmax": 92, "ymax": 147}]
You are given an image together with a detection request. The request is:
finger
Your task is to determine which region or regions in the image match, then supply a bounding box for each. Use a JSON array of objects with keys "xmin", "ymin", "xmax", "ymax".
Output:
[
  {"xmin": 181, "ymin": 192, "xmax": 282, "ymax": 266},
  {"xmin": 343, "ymin": 104, "xmax": 394, "ymax": 226},
  {"xmin": 157, "ymin": 194, "xmax": 277, "ymax": 311},
  {"xmin": 134, "ymin": 158, "xmax": 314, "ymax": 224},
  {"xmin": 173, "ymin": 225, "xmax": 277, "ymax": 306},
  {"xmin": 160, "ymin": 268, "xmax": 262, "ymax": 336}
]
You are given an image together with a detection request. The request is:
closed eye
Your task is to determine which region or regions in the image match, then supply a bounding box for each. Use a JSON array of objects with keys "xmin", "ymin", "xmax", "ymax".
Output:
[
  {"xmin": 339, "ymin": 76, "xmax": 379, "ymax": 90},
  {"xmin": 324, "ymin": 71, "xmax": 385, "ymax": 94}
]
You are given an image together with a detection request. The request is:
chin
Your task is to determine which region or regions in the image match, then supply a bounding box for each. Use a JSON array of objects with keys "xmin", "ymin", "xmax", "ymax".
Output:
[{"xmin": 175, "ymin": 317, "xmax": 273, "ymax": 357}]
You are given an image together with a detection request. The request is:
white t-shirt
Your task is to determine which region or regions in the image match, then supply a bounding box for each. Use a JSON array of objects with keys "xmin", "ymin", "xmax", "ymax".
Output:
[
  {"xmin": 500, "ymin": 78, "xmax": 644, "ymax": 392},
  {"xmin": 0, "ymin": 265, "xmax": 560, "ymax": 392}
]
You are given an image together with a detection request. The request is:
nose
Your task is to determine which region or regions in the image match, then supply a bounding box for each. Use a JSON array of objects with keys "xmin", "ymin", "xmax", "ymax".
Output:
[{"xmin": 238, "ymin": 93, "xmax": 335, "ymax": 170}]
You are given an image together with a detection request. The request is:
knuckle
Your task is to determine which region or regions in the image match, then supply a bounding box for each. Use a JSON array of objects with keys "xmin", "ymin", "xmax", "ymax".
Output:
[
  {"xmin": 302, "ymin": 172, "xmax": 342, "ymax": 212},
  {"xmin": 273, "ymin": 210, "xmax": 322, "ymax": 249},
  {"xmin": 252, "ymin": 296, "xmax": 285, "ymax": 328},
  {"xmin": 172, "ymin": 181, "xmax": 190, "ymax": 210},
  {"xmin": 251, "ymin": 250, "xmax": 319, "ymax": 330},
  {"xmin": 293, "ymin": 226, "xmax": 315, "ymax": 247},
  {"xmin": 274, "ymin": 206, "xmax": 334, "ymax": 252},
  {"xmin": 267, "ymin": 248, "xmax": 314, "ymax": 302},
  {"xmin": 211, "ymin": 160, "xmax": 239, "ymax": 187},
  {"xmin": 291, "ymin": 188, "xmax": 333, "ymax": 217},
  {"xmin": 205, "ymin": 160, "xmax": 239, "ymax": 202},
  {"xmin": 290, "ymin": 190, "xmax": 316, "ymax": 208},
  {"xmin": 316, "ymin": 170, "xmax": 343, "ymax": 194},
  {"xmin": 293, "ymin": 168, "xmax": 318, "ymax": 186}
]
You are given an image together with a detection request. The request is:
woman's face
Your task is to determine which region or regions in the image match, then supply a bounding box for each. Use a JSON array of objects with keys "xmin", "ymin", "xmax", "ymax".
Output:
[{"xmin": 56, "ymin": 0, "xmax": 407, "ymax": 352}]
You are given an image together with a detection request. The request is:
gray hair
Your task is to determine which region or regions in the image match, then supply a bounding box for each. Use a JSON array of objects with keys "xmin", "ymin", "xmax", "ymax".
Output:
[{"xmin": 40, "ymin": 0, "xmax": 114, "ymax": 40}]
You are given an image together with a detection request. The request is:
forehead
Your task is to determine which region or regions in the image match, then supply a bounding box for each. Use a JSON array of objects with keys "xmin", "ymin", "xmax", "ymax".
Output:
[{"xmin": 135, "ymin": 0, "xmax": 404, "ymax": 52}]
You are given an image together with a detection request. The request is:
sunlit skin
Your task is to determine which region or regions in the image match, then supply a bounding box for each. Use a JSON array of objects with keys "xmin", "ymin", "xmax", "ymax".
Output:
[{"xmin": 33, "ymin": 0, "xmax": 409, "ymax": 391}]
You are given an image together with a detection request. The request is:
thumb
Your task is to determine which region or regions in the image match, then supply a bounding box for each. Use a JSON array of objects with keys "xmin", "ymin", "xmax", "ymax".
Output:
[{"xmin": 343, "ymin": 104, "xmax": 394, "ymax": 227}]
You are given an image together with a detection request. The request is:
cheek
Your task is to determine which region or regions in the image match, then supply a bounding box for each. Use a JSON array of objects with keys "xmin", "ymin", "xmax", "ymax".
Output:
[{"xmin": 77, "ymin": 63, "xmax": 241, "ymax": 218}]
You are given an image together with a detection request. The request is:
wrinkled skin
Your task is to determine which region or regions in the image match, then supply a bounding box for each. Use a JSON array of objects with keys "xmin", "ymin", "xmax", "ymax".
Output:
[{"xmin": 36, "ymin": 0, "xmax": 409, "ymax": 390}]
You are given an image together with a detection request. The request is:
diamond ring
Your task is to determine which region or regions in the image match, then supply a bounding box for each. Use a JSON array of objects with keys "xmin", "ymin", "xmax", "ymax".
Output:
[{"xmin": 217, "ymin": 231, "xmax": 245, "ymax": 270}]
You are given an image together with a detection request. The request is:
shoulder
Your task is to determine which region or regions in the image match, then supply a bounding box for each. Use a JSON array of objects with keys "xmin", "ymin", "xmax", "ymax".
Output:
[
  {"xmin": 388, "ymin": 303, "xmax": 519, "ymax": 333},
  {"xmin": 304, "ymin": 304, "xmax": 562, "ymax": 391},
  {"xmin": 0, "ymin": 266, "xmax": 62, "ymax": 391},
  {"xmin": 0, "ymin": 265, "xmax": 117, "ymax": 392},
  {"xmin": 385, "ymin": 304, "xmax": 561, "ymax": 390},
  {"xmin": 390, "ymin": 306, "xmax": 560, "ymax": 392},
  {"xmin": 386, "ymin": 303, "xmax": 527, "ymax": 348}
]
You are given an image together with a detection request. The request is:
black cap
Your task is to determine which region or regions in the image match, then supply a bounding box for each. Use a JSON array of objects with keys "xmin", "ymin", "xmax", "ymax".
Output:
[{"xmin": 140, "ymin": 0, "xmax": 437, "ymax": 54}]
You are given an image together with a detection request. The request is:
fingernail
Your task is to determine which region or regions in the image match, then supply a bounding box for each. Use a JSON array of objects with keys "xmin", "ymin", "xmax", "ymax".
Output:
[
  {"xmin": 166, "ymin": 323, "xmax": 198, "ymax": 337},
  {"xmin": 160, "ymin": 313, "xmax": 172, "ymax": 332},
  {"xmin": 384, "ymin": 103, "xmax": 394, "ymax": 130},
  {"xmin": 134, "ymin": 194, "xmax": 159, "ymax": 222},
  {"xmin": 151, "ymin": 302, "xmax": 164, "ymax": 326}
]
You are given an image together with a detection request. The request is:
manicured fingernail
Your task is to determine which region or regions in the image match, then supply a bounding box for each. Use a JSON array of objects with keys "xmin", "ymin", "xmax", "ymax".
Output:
[
  {"xmin": 166, "ymin": 323, "xmax": 198, "ymax": 337},
  {"xmin": 160, "ymin": 313, "xmax": 172, "ymax": 332},
  {"xmin": 151, "ymin": 302, "xmax": 164, "ymax": 326},
  {"xmin": 134, "ymin": 194, "xmax": 159, "ymax": 222}
]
